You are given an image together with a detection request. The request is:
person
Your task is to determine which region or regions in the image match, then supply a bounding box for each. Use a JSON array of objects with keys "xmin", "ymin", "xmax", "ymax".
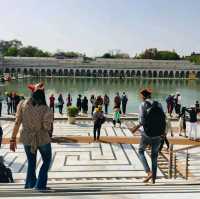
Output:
[
  {"xmin": 195, "ymin": 100, "xmax": 200, "ymax": 113},
  {"xmin": 174, "ymin": 92, "xmax": 181, "ymax": 115},
  {"xmin": 49, "ymin": 94, "xmax": 55, "ymax": 113},
  {"xmin": 0, "ymin": 156, "xmax": 14, "ymax": 183},
  {"xmin": 132, "ymin": 88, "xmax": 166, "ymax": 184},
  {"xmin": 103, "ymin": 94, "xmax": 110, "ymax": 114},
  {"xmin": 113, "ymin": 107, "xmax": 121, "ymax": 127},
  {"xmin": 186, "ymin": 105, "xmax": 198, "ymax": 140},
  {"xmin": 114, "ymin": 92, "xmax": 121, "ymax": 108},
  {"xmin": 0, "ymin": 92, "xmax": 4, "ymax": 117},
  {"xmin": 95, "ymin": 95, "xmax": 103, "ymax": 107},
  {"xmin": 93, "ymin": 105, "xmax": 105, "ymax": 141},
  {"xmin": 0, "ymin": 123, "xmax": 3, "ymax": 148},
  {"xmin": 121, "ymin": 92, "xmax": 128, "ymax": 115},
  {"xmin": 76, "ymin": 94, "xmax": 82, "ymax": 113},
  {"xmin": 14, "ymin": 93, "xmax": 21, "ymax": 114},
  {"xmin": 159, "ymin": 116, "xmax": 172, "ymax": 152},
  {"xmin": 166, "ymin": 94, "xmax": 171, "ymax": 114},
  {"xmin": 166, "ymin": 94, "xmax": 174, "ymax": 117},
  {"xmin": 10, "ymin": 82, "xmax": 53, "ymax": 191},
  {"xmin": 11, "ymin": 92, "xmax": 15, "ymax": 114},
  {"xmin": 90, "ymin": 95, "xmax": 96, "ymax": 115},
  {"xmin": 179, "ymin": 107, "xmax": 187, "ymax": 137},
  {"xmin": 6, "ymin": 93, "xmax": 12, "ymax": 115},
  {"xmin": 66, "ymin": 93, "xmax": 72, "ymax": 107},
  {"xmin": 58, "ymin": 94, "xmax": 64, "ymax": 114},
  {"xmin": 82, "ymin": 96, "xmax": 88, "ymax": 114}
]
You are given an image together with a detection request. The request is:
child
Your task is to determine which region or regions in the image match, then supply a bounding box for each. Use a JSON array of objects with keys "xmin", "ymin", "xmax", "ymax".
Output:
[
  {"xmin": 159, "ymin": 116, "xmax": 173, "ymax": 152},
  {"xmin": 93, "ymin": 105, "xmax": 105, "ymax": 141},
  {"xmin": 179, "ymin": 107, "xmax": 187, "ymax": 137},
  {"xmin": 113, "ymin": 107, "xmax": 121, "ymax": 127},
  {"xmin": 186, "ymin": 105, "xmax": 198, "ymax": 140}
]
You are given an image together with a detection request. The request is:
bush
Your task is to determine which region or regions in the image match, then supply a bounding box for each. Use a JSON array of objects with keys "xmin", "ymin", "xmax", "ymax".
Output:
[{"xmin": 67, "ymin": 106, "xmax": 78, "ymax": 117}]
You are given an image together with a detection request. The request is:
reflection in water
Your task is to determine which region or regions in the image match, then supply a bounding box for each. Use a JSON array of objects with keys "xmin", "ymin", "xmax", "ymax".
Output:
[{"xmin": 0, "ymin": 77, "xmax": 200, "ymax": 112}]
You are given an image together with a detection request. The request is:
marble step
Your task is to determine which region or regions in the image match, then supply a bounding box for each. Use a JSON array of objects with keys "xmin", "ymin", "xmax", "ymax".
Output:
[{"xmin": 0, "ymin": 182, "xmax": 200, "ymax": 197}]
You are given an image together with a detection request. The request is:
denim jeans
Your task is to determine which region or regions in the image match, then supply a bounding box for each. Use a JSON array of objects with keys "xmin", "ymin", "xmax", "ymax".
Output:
[
  {"xmin": 138, "ymin": 135, "xmax": 161, "ymax": 180},
  {"xmin": 24, "ymin": 143, "xmax": 52, "ymax": 189}
]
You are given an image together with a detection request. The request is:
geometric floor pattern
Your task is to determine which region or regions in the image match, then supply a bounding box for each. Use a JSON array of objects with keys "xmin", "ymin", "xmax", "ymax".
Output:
[{"xmin": 0, "ymin": 120, "xmax": 164, "ymax": 182}]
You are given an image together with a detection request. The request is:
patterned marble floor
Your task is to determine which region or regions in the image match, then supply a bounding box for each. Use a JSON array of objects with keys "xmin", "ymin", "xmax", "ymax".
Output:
[
  {"xmin": 0, "ymin": 120, "xmax": 164, "ymax": 182},
  {"xmin": 1, "ymin": 120, "xmax": 200, "ymax": 183}
]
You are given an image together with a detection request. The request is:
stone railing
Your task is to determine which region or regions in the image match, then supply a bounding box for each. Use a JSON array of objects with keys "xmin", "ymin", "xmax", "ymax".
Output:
[{"xmin": 3, "ymin": 57, "xmax": 200, "ymax": 70}]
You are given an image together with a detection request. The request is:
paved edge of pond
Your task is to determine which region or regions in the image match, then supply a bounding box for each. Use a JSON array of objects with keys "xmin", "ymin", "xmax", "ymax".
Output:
[{"xmin": 0, "ymin": 112, "xmax": 183, "ymax": 121}]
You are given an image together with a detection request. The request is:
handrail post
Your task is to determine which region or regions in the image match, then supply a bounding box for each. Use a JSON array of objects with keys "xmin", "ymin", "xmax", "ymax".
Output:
[
  {"xmin": 168, "ymin": 144, "xmax": 173, "ymax": 179},
  {"xmin": 186, "ymin": 149, "xmax": 189, "ymax": 180},
  {"xmin": 174, "ymin": 153, "xmax": 177, "ymax": 179}
]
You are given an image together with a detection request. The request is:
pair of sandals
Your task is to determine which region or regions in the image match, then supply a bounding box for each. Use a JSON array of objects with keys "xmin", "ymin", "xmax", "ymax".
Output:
[{"xmin": 143, "ymin": 172, "xmax": 155, "ymax": 184}]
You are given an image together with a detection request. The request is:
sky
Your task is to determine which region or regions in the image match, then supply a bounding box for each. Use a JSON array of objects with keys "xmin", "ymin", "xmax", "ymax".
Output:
[{"xmin": 0, "ymin": 0, "xmax": 200, "ymax": 57}]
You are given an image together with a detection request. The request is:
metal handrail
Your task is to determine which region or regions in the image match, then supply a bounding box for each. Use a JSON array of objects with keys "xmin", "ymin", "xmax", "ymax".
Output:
[{"xmin": 169, "ymin": 144, "xmax": 200, "ymax": 179}]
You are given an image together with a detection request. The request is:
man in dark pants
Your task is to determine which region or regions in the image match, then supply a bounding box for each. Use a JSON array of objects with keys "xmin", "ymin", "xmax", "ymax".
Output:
[
  {"xmin": 92, "ymin": 106, "xmax": 105, "ymax": 141},
  {"xmin": 121, "ymin": 92, "xmax": 128, "ymax": 115},
  {"xmin": 136, "ymin": 89, "xmax": 165, "ymax": 184}
]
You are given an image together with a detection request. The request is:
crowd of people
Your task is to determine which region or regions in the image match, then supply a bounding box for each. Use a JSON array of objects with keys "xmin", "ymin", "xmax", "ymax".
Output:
[
  {"xmin": 45, "ymin": 92, "xmax": 128, "ymax": 116},
  {"xmin": 0, "ymin": 92, "xmax": 25, "ymax": 117},
  {"xmin": 165, "ymin": 92, "xmax": 200, "ymax": 140}
]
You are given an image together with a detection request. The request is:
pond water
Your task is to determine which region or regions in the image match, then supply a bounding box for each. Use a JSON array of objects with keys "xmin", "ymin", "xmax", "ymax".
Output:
[{"xmin": 1, "ymin": 77, "xmax": 200, "ymax": 113}]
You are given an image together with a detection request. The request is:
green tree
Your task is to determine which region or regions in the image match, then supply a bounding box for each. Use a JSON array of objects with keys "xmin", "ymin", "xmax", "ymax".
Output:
[
  {"xmin": 187, "ymin": 53, "xmax": 200, "ymax": 64},
  {"xmin": 0, "ymin": 39, "xmax": 22, "ymax": 55},
  {"xmin": 54, "ymin": 51, "xmax": 80, "ymax": 58},
  {"xmin": 5, "ymin": 47, "xmax": 18, "ymax": 56},
  {"xmin": 138, "ymin": 48, "xmax": 180, "ymax": 60},
  {"xmin": 102, "ymin": 53, "xmax": 113, "ymax": 58}
]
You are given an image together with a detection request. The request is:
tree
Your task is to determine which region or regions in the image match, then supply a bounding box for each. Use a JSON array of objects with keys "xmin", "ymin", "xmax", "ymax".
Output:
[
  {"xmin": 138, "ymin": 48, "xmax": 180, "ymax": 60},
  {"xmin": 101, "ymin": 52, "xmax": 130, "ymax": 59},
  {"xmin": 102, "ymin": 53, "xmax": 113, "ymax": 58},
  {"xmin": 139, "ymin": 48, "xmax": 158, "ymax": 59},
  {"xmin": 5, "ymin": 47, "xmax": 18, "ymax": 56},
  {"xmin": 114, "ymin": 53, "xmax": 130, "ymax": 59},
  {"xmin": 187, "ymin": 52, "xmax": 200, "ymax": 64},
  {"xmin": 54, "ymin": 51, "xmax": 81, "ymax": 59},
  {"xmin": 0, "ymin": 39, "xmax": 22, "ymax": 55}
]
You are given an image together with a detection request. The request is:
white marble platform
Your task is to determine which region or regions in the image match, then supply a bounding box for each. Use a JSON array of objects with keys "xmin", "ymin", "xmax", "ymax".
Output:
[{"xmin": 1, "ymin": 120, "xmax": 200, "ymax": 183}]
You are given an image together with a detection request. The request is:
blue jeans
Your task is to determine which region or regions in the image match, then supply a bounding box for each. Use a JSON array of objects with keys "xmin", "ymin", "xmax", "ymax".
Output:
[
  {"xmin": 138, "ymin": 135, "xmax": 161, "ymax": 180},
  {"xmin": 24, "ymin": 143, "xmax": 52, "ymax": 189}
]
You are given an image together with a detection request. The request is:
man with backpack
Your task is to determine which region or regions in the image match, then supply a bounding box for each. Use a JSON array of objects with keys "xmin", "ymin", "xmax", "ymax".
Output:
[
  {"xmin": 134, "ymin": 88, "xmax": 166, "ymax": 184},
  {"xmin": 0, "ymin": 156, "xmax": 14, "ymax": 183},
  {"xmin": 92, "ymin": 105, "xmax": 106, "ymax": 141}
]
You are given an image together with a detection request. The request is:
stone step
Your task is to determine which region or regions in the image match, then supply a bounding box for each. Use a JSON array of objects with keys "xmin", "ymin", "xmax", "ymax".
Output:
[{"xmin": 0, "ymin": 182, "xmax": 200, "ymax": 197}]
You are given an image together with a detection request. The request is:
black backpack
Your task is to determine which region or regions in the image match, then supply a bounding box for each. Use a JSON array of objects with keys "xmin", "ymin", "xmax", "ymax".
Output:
[
  {"xmin": 0, "ymin": 166, "xmax": 13, "ymax": 183},
  {"xmin": 143, "ymin": 101, "xmax": 166, "ymax": 137}
]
